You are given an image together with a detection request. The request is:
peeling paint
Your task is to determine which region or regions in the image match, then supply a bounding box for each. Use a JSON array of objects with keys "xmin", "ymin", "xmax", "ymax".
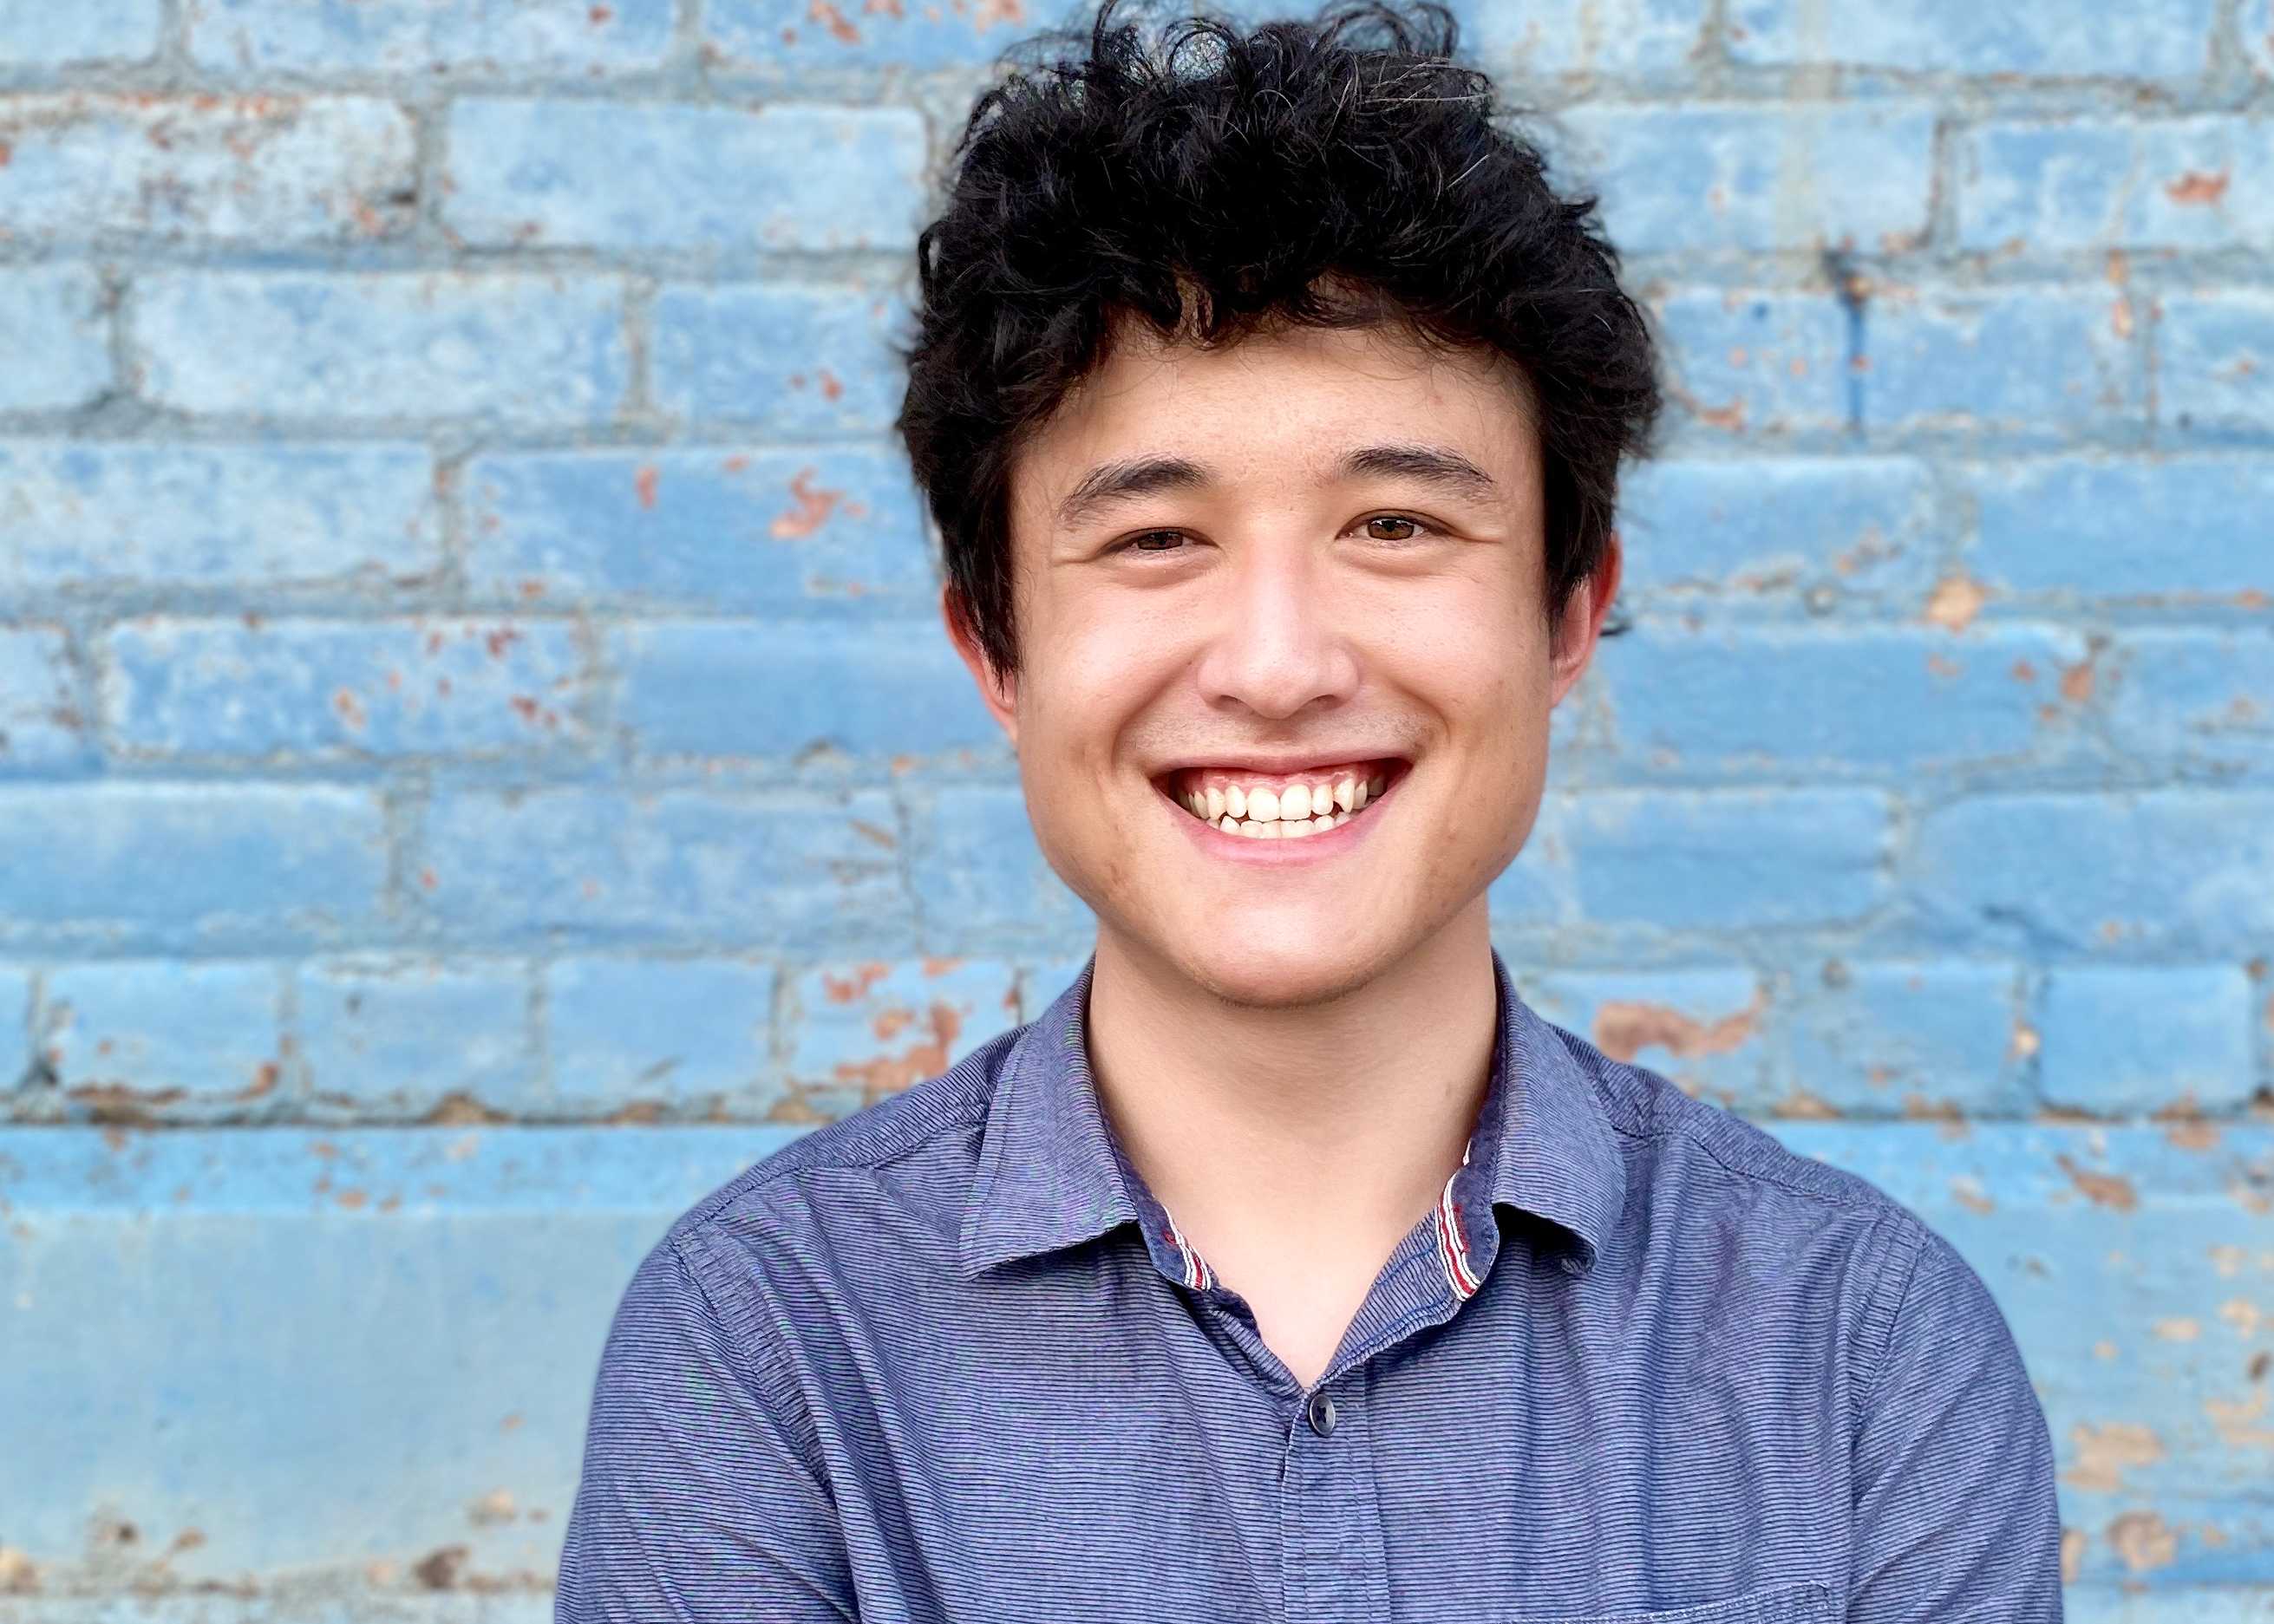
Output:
[
  {"xmin": 2056, "ymin": 1152, "xmax": 2138, "ymax": 1211},
  {"xmin": 2106, "ymin": 1509, "xmax": 2178, "ymax": 1573}
]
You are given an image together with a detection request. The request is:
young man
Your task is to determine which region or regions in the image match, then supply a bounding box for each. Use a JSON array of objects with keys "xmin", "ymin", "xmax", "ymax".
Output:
[{"xmin": 557, "ymin": 2, "xmax": 2065, "ymax": 1619}]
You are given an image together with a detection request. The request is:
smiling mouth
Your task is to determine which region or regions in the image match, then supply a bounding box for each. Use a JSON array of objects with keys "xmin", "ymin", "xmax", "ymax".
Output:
[{"xmin": 1154, "ymin": 758, "xmax": 1408, "ymax": 840}]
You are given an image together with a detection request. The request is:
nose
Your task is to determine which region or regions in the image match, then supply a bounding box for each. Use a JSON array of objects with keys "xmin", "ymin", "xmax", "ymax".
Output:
[{"xmin": 1191, "ymin": 536, "xmax": 1361, "ymax": 721}]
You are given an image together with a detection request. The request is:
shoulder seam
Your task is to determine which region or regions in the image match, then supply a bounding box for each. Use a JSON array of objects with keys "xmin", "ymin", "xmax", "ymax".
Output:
[
  {"xmin": 1603, "ymin": 1108, "xmax": 1887, "ymax": 1216},
  {"xmin": 1854, "ymin": 1214, "xmax": 1932, "ymax": 1444}
]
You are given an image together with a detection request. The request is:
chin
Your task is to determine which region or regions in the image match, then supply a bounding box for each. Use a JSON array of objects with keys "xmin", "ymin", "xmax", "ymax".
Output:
[{"xmin": 1167, "ymin": 932, "xmax": 1392, "ymax": 1011}]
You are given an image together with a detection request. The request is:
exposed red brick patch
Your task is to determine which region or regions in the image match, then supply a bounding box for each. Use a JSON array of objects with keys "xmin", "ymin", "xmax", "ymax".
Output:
[
  {"xmin": 820, "ymin": 962, "xmax": 892, "ymax": 1004},
  {"xmin": 2057, "ymin": 1152, "xmax": 2138, "ymax": 1211},
  {"xmin": 833, "ymin": 1001, "xmax": 964, "ymax": 1104},
  {"xmin": 2166, "ymin": 170, "xmax": 2231, "ymax": 206},
  {"xmin": 1924, "ymin": 571, "xmax": 1986, "ymax": 632},
  {"xmin": 769, "ymin": 468, "xmax": 844, "ymax": 538},
  {"xmin": 633, "ymin": 464, "xmax": 658, "ymax": 510},
  {"xmin": 1591, "ymin": 992, "xmax": 1761, "ymax": 1064}
]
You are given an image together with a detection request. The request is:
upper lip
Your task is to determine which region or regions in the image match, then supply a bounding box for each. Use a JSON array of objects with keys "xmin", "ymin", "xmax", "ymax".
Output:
[{"xmin": 1151, "ymin": 751, "xmax": 1408, "ymax": 777}]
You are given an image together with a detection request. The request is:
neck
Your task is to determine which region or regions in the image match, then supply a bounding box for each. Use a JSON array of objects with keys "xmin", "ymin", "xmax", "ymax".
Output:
[{"xmin": 1082, "ymin": 903, "xmax": 1500, "ymax": 1259}]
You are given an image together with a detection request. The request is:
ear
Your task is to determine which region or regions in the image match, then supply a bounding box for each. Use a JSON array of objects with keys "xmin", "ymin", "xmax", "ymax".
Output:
[
  {"xmin": 942, "ymin": 584, "xmax": 1020, "ymax": 749},
  {"xmin": 1546, "ymin": 530, "xmax": 1622, "ymax": 709}
]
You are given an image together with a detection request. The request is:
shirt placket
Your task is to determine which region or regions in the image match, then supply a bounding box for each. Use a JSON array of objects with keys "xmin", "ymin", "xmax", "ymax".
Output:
[{"xmin": 1279, "ymin": 1370, "xmax": 1395, "ymax": 1624}]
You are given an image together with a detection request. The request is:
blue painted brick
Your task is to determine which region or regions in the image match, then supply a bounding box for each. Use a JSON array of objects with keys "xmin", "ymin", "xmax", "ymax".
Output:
[
  {"xmin": 2036, "ymin": 963, "xmax": 2256, "ymax": 1115},
  {"xmin": 1911, "ymin": 792, "xmax": 2274, "ymax": 954},
  {"xmin": 905, "ymin": 784, "xmax": 1095, "ymax": 949},
  {"xmin": 41, "ymin": 960, "xmax": 288, "ymax": 1121},
  {"xmin": 1615, "ymin": 457, "xmax": 1937, "ymax": 602},
  {"xmin": 2251, "ymin": 0, "xmax": 2274, "ymax": 79},
  {"xmin": 0, "ymin": 95, "xmax": 417, "ymax": 245},
  {"xmin": 464, "ymin": 447, "xmax": 934, "ymax": 613},
  {"xmin": 1726, "ymin": 0, "xmax": 2218, "ymax": 78},
  {"xmin": 2104, "ymin": 630, "xmax": 2274, "ymax": 778},
  {"xmin": 1600, "ymin": 622, "xmax": 2094, "ymax": 773},
  {"xmin": 0, "ymin": 0, "xmax": 162, "ymax": 67},
  {"xmin": 1864, "ymin": 290, "xmax": 2144, "ymax": 440},
  {"xmin": 102, "ymin": 617, "xmax": 595, "ymax": 761},
  {"xmin": 1960, "ymin": 457, "xmax": 2274, "ymax": 603},
  {"xmin": 1781, "ymin": 960, "xmax": 2029, "ymax": 1119},
  {"xmin": 1018, "ymin": 953, "xmax": 1096, "ymax": 1021},
  {"xmin": 1457, "ymin": 0, "xmax": 1708, "ymax": 79},
  {"xmin": 0, "ymin": 265, "xmax": 110, "ymax": 412},
  {"xmin": 134, "ymin": 271, "xmax": 630, "ymax": 425},
  {"xmin": 781, "ymin": 956, "xmax": 1019, "ymax": 1119},
  {"xmin": 415, "ymin": 787, "xmax": 912, "ymax": 949},
  {"xmin": 183, "ymin": 0, "xmax": 675, "ymax": 75},
  {"xmin": 446, "ymin": 99, "xmax": 926, "ymax": 252},
  {"xmin": 0, "ymin": 783, "xmax": 388, "ymax": 951},
  {"xmin": 0, "ymin": 625, "xmax": 92, "ymax": 774},
  {"xmin": 1565, "ymin": 789, "xmax": 1893, "ymax": 929},
  {"xmin": 650, "ymin": 282, "xmax": 911, "ymax": 432},
  {"xmin": 1558, "ymin": 104, "xmax": 1933, "ymax": 254},
  {"xmin": 545, "ymin": 956, "xmax": 779, "ymax": 1117},
  {"xmin": 0, "ymin": 964, "xmax": 30, "ymax": 1090},
  {"xmin": 2158, "ymin": 295, "xmax": 2274, "ymax": 441},
  {"xmin": 1654, "ymin": 291, "xmax": 1849, "ymax": 437},
  {"xmin": 0, "ymin": 440, "xmax": 442, "ymax": 597},
  {"xmin": 614, "ymin": 620, "xmax": 1000, "ymax": 763},
  {"xmin": 706, "ymin": 0, "xmax": 1045, "ymax": 70},
  {"xmin": 1958, "ymin": 117, "xmax": 2274, "ymax": 254},
  {"xmin": 297, "ymin": 955, "xmax": 536, "ymax": 1120},
  {"xmin": 1518, "ymin": 968, "xmax": 1768, "ymax": 1109}
]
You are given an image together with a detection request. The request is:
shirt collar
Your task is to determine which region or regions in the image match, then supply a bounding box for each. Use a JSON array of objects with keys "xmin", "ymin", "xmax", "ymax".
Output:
[{"xmin": 957, "ymin": 949, "xmax": 1627, "ymax": 1285}]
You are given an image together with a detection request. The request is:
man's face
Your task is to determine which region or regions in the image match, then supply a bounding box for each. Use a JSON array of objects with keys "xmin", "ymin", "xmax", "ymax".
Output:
[{"xmin": 948, "ymin": 316, "xmax": 1612, "ymax": 1009}]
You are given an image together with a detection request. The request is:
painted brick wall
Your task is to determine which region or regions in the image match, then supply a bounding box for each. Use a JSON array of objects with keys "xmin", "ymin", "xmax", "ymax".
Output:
[{"xmin": 1, "ymin": 0, "xmax": 2270, "ymax": 1616}]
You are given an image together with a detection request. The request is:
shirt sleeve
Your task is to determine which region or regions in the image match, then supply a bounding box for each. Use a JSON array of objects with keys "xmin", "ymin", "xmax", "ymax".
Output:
[
  {"xmin": 1847, "ymin": 1223, "xmax": 2066, "ymax": 1622},
  {"xmin": 555, "ymin": 1228, "xmax": 857, "ymax": 1624}
]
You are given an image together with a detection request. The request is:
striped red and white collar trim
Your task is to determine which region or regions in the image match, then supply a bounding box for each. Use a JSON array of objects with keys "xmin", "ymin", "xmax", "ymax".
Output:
[{"xmin": 1434, "ymin": 1133, "xmax": 1481, "ymax": 1301}]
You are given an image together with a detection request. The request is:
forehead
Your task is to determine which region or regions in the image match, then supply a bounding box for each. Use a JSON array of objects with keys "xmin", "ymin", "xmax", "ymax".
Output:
[{"xmin": 1010, "ymin": 318, "xmax": 1541, "ymax": 517}]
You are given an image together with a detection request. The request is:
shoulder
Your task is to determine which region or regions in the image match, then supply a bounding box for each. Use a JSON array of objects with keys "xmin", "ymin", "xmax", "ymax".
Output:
[{"xmin": 659, "ymin": 1026, "xmax": 1022, "ymax": 1269}]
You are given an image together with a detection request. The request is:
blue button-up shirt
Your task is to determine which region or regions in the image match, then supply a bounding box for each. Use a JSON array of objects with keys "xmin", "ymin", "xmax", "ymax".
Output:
[{"xmin": 559, "ymin": 953, "xmax": 2064, "ymax": 1622}]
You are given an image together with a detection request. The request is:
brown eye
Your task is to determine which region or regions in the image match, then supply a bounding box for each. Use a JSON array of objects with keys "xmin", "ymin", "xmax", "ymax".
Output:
[{"xmin": 1363, "ymin": 516, "xmax": 1431, "ymax": 541}]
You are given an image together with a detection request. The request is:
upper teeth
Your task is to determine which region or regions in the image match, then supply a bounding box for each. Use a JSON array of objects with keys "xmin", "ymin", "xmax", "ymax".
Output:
[{"xmin": 1174, "ymin": 771, "xmax": 1390, "ymax": 839}]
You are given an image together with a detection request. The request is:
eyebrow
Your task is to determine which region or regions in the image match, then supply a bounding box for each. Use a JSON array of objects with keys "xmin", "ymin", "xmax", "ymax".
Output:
[{"xmin": 1053, "ymin": 442, "xmax": 1505, "ymax": 531}]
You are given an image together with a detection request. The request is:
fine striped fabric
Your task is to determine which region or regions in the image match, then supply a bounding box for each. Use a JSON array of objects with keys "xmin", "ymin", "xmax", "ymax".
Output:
[{"xmin": 557, "ymin": 951, "xmax": 2064, "ymax": 1623}]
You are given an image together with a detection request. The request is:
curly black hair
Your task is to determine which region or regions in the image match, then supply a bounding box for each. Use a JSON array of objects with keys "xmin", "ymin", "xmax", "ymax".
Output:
[{"xmin": 890, "ymin": 0, "xmax": 1662, "ymax": 678}]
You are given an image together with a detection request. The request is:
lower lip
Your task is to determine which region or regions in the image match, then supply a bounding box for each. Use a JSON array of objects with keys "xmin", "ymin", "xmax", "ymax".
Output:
[{"xmin": 1160, "ymin": 774, "xmax": 1400, "ymax": 865}]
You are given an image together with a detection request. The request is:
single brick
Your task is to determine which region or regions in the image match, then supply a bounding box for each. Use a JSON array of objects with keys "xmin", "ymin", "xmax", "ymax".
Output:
[
  {"xmin": 1558, "ymin": 104, "xmax": 1933, "ymax": 255},
  {"xmin": 2157, "ymin": 294, "xmax": 2274, "ymax": 441},
  {"xmin": 1600, "ymin": 622, "xmax": 2094, "ymax": 773},
  {"xmin": 1616, "ymin": 457, "xmax": 1937, "ymax": 601},
  {"xmin": 0, "ymin": 964, "xmax": 31, "ymax": 1089},
  {"xmin": 781, "ymin": 957, "xmax": 1019, "ymax": 1119},
  {"xmin": 0, "ymin": 440, "xmax": 441, "ymax": 597},
  {"xmin": 2102, "ymin": 630, "xmax": 2274, "ymax": 778},
  {"xmin": 1781, "ymin": 960, "xmax": 2029, "ymax": 1119},
  {"xmin": 650, "ymin": 282, "xmax": 911, "ymax": 432},
  {"xmin": 464, "ymin": 447, "xmax": 934, "ymax": 612},
  {"xmin": 0, "ymin": 95, "xmax": 415, "ymax": 245},
  {"xmin": 614, "ymin": 620, "xmax": 998, "ymax": 763},
  {"xmin": 1957, "ymin": 117, "xmax": 2274, "ymax": 254},
  {"xmin": 1863, "ymin": 289, "xmax": 2144, "ymax": 439},
  {"xmin": 1959, "ymin": 457, "xmax": 2274, "ymax": 602},
  {"xmin": 42, "ymin": 959, "xmax": 288, "ymax": 1122},
  {"xmin": 2036, "ymin": 963, "xmax": 2256, "ymax": 1115},
  {"xmin": 134, "ymin": 271, "xmax": 629, "ymax": 425},
  {"xmin": 1565, "ymin": 789, "xmax": 1893, "ymax": 929},
  {"xmin": 905, "ymin": 784, "xmax": 1095, "ymax": 949},
  {"xmin": 1654, "ymin": 290, "xmax": 1849, "ymax": 437},
  {"xmin": 446, "ymin": 99, "xmax": 925, "ymax": 252},
  {"xmin": 0, "ymin": 624, "xmax": 93, "ymax": 773},
  {"xmin": 1727, "ymin": 0, "xmax": 2218, "ymax": 78},
  {"xmin": 297, "ymin": 955, "xmax": 537, "ymax": 1120},
  {"xmin": 1519, "ymin": 968, "xmax": 1768, "ymax": 1108},
  {"xmin": 546, "ymin": 956, "xmax": 779, "ymax": 1116},
  {"xmin": 415, "ymin": 787, "xmax": 912, "ymax": 948},
  {"xmin": 0, "ymin": 0, "xmax": 162, "ymax": 67},
  {"xmin": 1911, "ymin": 792, "xmax": 2274, "ymax": 954},
  {"xmin": 0, "ymin": 264, "xmax": 110, "ymax": 411},
  {"xmin": 0, "ymin": 783, "xmax": 388, "ymax": 949},
  {"xmin": 183, "ymin": 0, "xmax": 674, "ymax": 75},
  {"xmin": 102, "ymin": 616, "xmax": 595, "ymax": 760},
  {"xmin": 706, "ymin": 0, "xmax": 1051, "ymax": 70},
  {"xmin": 1458, "ymin": 0, "xmax": 1708, "ymax": 79}
]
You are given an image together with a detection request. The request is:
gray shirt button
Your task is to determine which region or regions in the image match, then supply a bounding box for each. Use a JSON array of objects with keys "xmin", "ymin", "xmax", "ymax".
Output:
[{"xmin": 1306, "ymin": 1389, "xmax": 1337, "ymax": 1437}]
